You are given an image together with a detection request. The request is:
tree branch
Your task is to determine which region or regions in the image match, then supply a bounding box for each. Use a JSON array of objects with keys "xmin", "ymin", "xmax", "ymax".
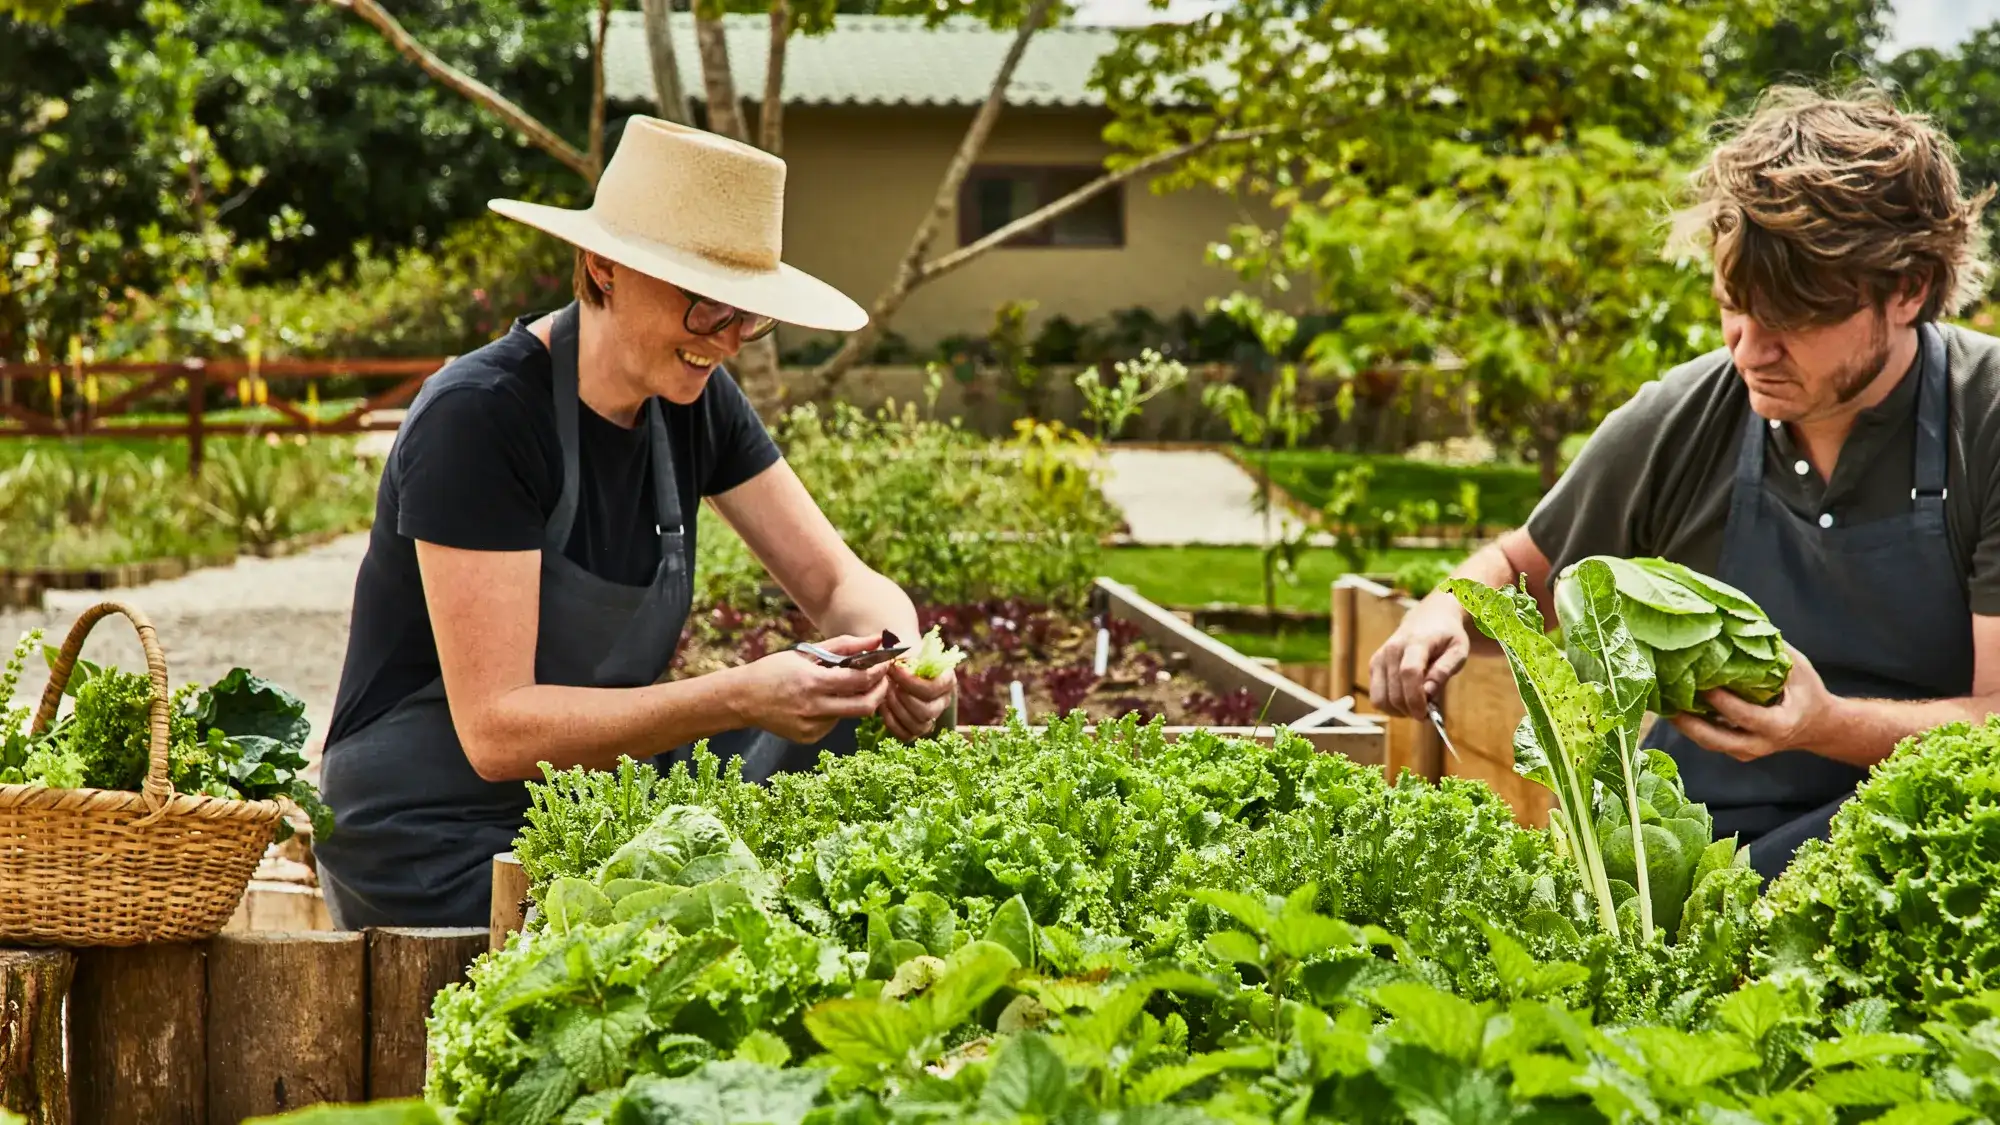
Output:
[
  {"xmin": 760, "ymin": 0, "xmax": 788, "ymax": 154},
  {"xmin": 640, "ymin": 0, "xmax": 692, "ymax": 124},
  {"xmin": 918, "ymin": 121, "xmax": 1294, "ymax": 285},
  {"xmin": 321, "ymin": 0, "xmax": 597, "ymax": 184},
  {"xmin": 590, "ymin": 0, "xmax": 611, "ymax": 171},
  {"xmin": 810, "ymin": 0, "xmax": 1055, "ymax": 389}
]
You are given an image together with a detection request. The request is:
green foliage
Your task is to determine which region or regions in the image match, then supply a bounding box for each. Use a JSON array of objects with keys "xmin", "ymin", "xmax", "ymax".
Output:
[
  {"xmin": 1886, "ymin": 23, "xmax": 2000, "ymax": 221},
  {"xmin": 1075, "ymin": 348, "xmax": 1190, "ymax": 441},
  {"xmin": 1449, "ymin": 562, "xmax": 1766, "ymax": 954},
  {"xmin": 0, "ymin": 435, "xmax": 379, "ymax": 569},
  {"xmin": 1246, "ymin": 132, "xmax": 1720, "ymax": 487},
  {"xmin": 1716, "ymin": 0, "xmax": 1892, "ymax": 111},
  {"xmin": 1761, "ymin": 716, "xmax": 2000, "ymax": 1024},
  {"xmin": 698, "ymin": 401, "xmax": 1119, "ymax": 610}
]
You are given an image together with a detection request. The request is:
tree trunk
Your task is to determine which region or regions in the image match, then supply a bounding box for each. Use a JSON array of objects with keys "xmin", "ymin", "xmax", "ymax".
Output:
[
  {"xmin": 806, "ymin": 0, "xmax": 1053, "ymax": 395},
  {"xmin": 366, "ymin": 928, "xmax": 492, "ymax": 1100},
  {"xmin": 0, "ymin": 950, "xmax": 72, "ymax": 1125},
  {"xmin": 207, "ymin": 933, "xmax": 367, "ymax": 1123},
  {"xmin": 759, "ymin": 0, "xmax": 789, "ymax": 155},
  {"xmin": 1534, "ymin": 432, "xmax": 1562, "ymax": 491},
  {"xmin": 693, "ymin": 7, "xmax": 747, "ymax": 142},
  {"xmin": 640, "ymin": 0, "xmax": 692, "ymax": 124},
  {"xmin": 589, "ymin": 0, "xmax": 612, "ymax": 171},
  {"xmin": 69, "ymin": 943, "xmax": 207, "ymax": 1125}
]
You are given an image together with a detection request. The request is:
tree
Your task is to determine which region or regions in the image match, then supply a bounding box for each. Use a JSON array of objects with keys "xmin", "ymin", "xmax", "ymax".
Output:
[
  {"xmin": 1885, "ymin": 23, "xmax": 2000, "ymax": 202},
  {"xmin": 1247, "ymin": 130, "xmax": 1719, "ymax": 490},
  {"xmin": 808, "ymin": 0, "xmax": 1772, "ymax": 393},
  {"xmin": 1713, "ymin": 0, "xmax": 1891, "ymax": 110}
]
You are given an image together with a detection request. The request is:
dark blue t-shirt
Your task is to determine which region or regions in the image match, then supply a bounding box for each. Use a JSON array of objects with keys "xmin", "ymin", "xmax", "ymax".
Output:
[{"xmin": 326, "ymin": 313, "xmax": 779, "ymax": 742}]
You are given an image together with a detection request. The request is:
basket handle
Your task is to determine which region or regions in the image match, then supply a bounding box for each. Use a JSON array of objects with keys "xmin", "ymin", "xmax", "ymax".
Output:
[{"xmin": 31, "ymin": 601, "xmax": 173, "ymax": 807}]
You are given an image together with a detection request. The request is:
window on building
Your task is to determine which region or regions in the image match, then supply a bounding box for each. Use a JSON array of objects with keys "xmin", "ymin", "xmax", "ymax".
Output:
[{"xmin": 957, "ymin": 165, "xmax": 1125, "ymax": 249}]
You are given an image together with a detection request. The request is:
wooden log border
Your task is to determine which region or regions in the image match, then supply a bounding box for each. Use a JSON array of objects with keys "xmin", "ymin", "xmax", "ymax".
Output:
[{"xmin": 0, "ymin": 928, "xmax": 491, "ymax": 1123}]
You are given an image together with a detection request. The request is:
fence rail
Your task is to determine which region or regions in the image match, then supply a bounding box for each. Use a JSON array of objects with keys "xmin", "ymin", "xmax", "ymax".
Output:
[{"xmin": 0, "ymin": 357, "xmax": 452, "ymax": 471}]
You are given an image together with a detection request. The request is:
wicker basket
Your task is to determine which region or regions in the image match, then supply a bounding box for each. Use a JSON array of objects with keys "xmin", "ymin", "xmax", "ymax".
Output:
[{"xmin": 0, "ymin": 601, "xmax": 284, "ymax": 946}]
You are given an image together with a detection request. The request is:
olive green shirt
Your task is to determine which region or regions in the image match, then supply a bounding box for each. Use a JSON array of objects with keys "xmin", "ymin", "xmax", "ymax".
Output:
[{"xmin": 1525, "ymin": 323, "xmax": 2000, "ymax": 616}]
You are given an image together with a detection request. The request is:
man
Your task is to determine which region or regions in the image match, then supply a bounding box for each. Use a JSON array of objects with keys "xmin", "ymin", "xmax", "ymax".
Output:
[{"xmin": 1368, "ymin": 85, "xmax": 2000, "ymax": 880}]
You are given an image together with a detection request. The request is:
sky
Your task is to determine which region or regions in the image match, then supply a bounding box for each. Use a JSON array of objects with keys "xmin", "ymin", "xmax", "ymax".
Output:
[{"xmin": 1069, "ymin": 0, "xmax": 2000, "ymax": 53}]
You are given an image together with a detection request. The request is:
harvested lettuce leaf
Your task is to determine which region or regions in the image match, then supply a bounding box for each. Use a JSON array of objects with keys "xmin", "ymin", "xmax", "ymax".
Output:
[{"xmin": 898, "ymin": 626, "xmax": 966, "ymax": 680}]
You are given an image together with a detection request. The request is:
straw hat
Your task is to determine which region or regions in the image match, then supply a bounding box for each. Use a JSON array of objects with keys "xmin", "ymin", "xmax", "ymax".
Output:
[{"xmin": 489, "ymin": 116, "xmax": 868, "ymax": 332}]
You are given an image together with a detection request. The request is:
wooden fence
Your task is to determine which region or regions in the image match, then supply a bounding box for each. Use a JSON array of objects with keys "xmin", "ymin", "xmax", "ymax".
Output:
[
  {"xmin": 0, "ymin": 357, "xmax": 449, "ymax": 472},
  {"xmin": 0, "ymin": 927, "xmax": 488, "ymax": 1125}
]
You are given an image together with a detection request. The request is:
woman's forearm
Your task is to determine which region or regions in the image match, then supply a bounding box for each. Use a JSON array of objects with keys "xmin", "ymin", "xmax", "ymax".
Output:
[
  {"xmin": 812, "ymin": 567, "xmax": 921, "ymax": 642},
  {"xmin": 460, "ymin": 669, "xmax": 748, "ymax": 782}
]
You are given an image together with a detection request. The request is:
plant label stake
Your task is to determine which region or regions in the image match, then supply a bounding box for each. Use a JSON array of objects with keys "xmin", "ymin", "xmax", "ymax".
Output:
[
  {"xmin": 1093, "ymin": 627, "xmax": 1110, "ymax": 676},
  {"xmin": 1009, "ymin": 680, "xmax": 1027, "ymax": 721}
]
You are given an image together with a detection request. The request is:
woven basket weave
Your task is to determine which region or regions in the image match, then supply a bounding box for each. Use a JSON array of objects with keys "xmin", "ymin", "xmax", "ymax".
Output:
[{"xmin": 0, "ymin": 601, "xmax": 283, "ymax": 947}]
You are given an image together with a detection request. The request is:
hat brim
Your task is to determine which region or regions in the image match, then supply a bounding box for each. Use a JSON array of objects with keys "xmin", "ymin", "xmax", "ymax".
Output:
[{"xmin": 488, "ymin": 198, "xmax": 869, "ymax": 333}]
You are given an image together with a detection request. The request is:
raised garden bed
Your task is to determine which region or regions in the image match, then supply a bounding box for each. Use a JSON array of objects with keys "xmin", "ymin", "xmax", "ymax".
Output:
[
  {"xmin": 1330, "ymin": 573, "xmax": 1549, "ymax": 826},
  {"xmin": 0, "ymin": 528, "xmax": 354, "ymax": 610}
]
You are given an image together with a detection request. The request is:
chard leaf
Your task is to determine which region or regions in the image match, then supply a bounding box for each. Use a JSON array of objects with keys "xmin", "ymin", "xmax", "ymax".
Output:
[{"xmin": 1599, "ymin": 556, "xmax": 1713, "ymax": 614}]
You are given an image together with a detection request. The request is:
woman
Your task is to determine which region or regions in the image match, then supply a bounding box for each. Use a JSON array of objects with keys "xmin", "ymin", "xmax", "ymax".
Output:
[{"xmin": 313, "ymin": 118, "xmax": 956, "ymax": 930}]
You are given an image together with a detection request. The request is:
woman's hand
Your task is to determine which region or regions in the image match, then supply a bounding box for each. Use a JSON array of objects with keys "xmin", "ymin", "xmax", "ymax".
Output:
[
  {"xmin": 882, "ymin": 663, "xmax": 955, "ymax": 741},
  {"xmin": 732, "ymin": 636, "xmax": 892, "ymax": 743}
]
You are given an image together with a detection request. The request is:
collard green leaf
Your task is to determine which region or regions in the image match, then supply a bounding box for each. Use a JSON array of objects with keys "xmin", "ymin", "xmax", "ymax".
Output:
[
  {"xmin": 191, "ymin": 667, "xmax": 313, "ymax": 750},
  {"xmin": 1372, "ymin": 981, "xmax": 1486, "ymax": 1067}
]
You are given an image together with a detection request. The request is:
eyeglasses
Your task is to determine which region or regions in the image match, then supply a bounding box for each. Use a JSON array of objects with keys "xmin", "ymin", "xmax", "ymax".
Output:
[{"xmin": 680, "ymin": 287, "xmax": 777, "ymax": 342}]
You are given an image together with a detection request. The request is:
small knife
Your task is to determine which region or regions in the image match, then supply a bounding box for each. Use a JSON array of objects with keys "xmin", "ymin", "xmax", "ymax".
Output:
[{"xmin": 1426, "ymin": 699, "xmax": 1461, "ymax": 761}]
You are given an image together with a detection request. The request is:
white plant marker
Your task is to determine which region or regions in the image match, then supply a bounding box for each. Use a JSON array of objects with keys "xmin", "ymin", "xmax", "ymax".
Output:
[
  {"xmin": 1009, "ymin": 679, "xmax": 1027, "ymax": 721},
  {"xmin": 1093, "ymin": 627, "xmax": 1111, "ymax": 676}
]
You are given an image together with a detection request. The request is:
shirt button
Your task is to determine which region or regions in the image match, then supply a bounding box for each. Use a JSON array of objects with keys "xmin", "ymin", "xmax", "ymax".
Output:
[
  {"xmin": 1818, "ymin": 512, "xmax": 1835, "ymax": 529},
  {"xmin": 1794, "ymin": 459, "xmax": 1810, "ymax": 476},
  {"xmin": 1768, "ymin": 418, "xmax": 1782, "ymax": 430}
]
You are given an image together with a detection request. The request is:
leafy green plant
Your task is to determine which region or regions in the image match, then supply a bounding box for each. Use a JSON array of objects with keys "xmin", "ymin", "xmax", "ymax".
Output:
[
  {"xmin": 1565, "ymin": 555, "xmax": 1792, "ymax": 717},
  {"xmin": 1449, "ymin": 562, "xmax": 1761, "ymax": 949},
  {"xmin": 1761, "ymin": 715, "xmax": 2000, "ymax": 1024}
]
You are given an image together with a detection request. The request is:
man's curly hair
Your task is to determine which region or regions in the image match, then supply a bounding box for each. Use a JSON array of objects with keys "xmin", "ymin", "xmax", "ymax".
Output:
[{"xmin": 1669, "ymin": 83, "xmax": 1996, "ymax": 329}]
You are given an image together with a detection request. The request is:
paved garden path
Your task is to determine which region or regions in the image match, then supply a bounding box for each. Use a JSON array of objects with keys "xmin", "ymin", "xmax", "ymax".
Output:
[
  {"xmin": 1099, "ymin": 447, "xmax": 1323, "ymax": 546},
  {"xmin": 1, "ymin": 534, "xmax": 368, "ymax": 770}
]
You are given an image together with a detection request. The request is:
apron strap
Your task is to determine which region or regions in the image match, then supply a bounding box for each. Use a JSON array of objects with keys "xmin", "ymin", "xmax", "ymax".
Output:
[
  {"xmin": 644, "ymin": 398, "xmax": 687, "ymax": 542},
  {"xmin": 544, "ymin": 302, "xmax": 585, "ymax": 553},
  {"xmin": 1733, "ymin": 387, "xmax": 1770, "ymax": 488},
  {"xmin": 1913, "ymin": 320, "xmax": 1949, "ymax": 510}
]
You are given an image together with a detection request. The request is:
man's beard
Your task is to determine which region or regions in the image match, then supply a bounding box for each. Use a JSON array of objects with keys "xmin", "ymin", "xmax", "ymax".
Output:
[{"xmin": 1829, "ymin": 311, "xmax": 1894, "ymax": 406}]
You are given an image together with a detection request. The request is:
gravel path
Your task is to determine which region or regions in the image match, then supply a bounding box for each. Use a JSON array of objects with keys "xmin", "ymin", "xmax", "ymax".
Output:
[
  {"xmin": 1101, "ymin": 447, "xmax": 1327, "ymax": 546},
  {"xmin": 1, "ymin": 534, "xmax": 368, "ymax": 768}
]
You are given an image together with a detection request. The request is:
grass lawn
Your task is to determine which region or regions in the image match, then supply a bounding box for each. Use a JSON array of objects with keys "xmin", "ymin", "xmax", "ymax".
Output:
[
  {"xmin": 1209, "ymin": 628, "xmax": 1332, "ymax": 664},
  {"xmin": 1099, "ymin": 544, "xmax": 1462, "ymax": 613},
  {"xmin": 1255, "ymin": 449, "xmax": 1545, "ymax": 527}
]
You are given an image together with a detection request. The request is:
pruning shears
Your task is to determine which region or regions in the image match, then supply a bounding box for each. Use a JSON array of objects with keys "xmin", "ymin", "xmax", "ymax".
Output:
[
  {"xmin": 1425, "ymin": 692, "xmax": 1461, "ymax": 761},
  {"xmin": 792, "ymin": 629, "xmax": 910, "ymax": 670}
]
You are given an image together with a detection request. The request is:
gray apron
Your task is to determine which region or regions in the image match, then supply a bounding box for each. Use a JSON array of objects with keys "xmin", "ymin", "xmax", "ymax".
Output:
[
  {"xmin": 1644, "ymin": 321, "xmax": 1972, "ymax": 882},
  {"xmin": 316, "ymin": 302, "xmax": 696, "ymax": 929}
]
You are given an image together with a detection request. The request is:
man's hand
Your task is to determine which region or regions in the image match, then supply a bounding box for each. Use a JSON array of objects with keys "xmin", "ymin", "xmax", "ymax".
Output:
[
  {"xmin": 1668, "ymin": 643, "xmax": 1834, "ymax": 761},
  {"xmin": 1369, "ymin": 595, "xmax": 1472, "ymax": 717},
  {"xmin": 882, "ymin": 662, "xmax": 955, "ymax": 741}
]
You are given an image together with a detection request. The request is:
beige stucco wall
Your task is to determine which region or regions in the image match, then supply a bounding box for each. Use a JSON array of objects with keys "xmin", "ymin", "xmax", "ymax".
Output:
[{"xmin": 761, "ymin": 104, "xmax": 1267, "ymax": 350}]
